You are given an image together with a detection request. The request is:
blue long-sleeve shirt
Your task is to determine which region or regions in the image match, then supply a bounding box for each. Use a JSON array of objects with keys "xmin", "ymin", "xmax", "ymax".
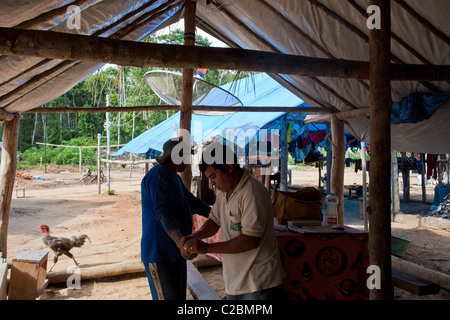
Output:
[{"xmin": 141, "ymin": 164, "xmax": 210, "ymax": 263}]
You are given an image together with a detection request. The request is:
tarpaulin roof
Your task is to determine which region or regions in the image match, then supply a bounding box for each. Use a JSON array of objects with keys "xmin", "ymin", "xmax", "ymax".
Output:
[
  {"xmin": 113, "ymin": 72, "xmax": 312, "ymax": 157},
  {"xmin": 1, "ymin": 0, "xmax": 449, "ymax": 153}
]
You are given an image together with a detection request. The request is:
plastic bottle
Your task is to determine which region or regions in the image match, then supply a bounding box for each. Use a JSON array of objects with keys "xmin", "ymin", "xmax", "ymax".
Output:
[{"xmin": 325, "ymin": 193, "xmax": 339, "ymax": 226}]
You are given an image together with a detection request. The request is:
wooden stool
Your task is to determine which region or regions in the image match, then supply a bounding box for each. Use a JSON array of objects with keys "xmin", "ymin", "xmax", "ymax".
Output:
[{"xmin": 9, "ymin": 249, "xmax": 48, "ymax": 300}]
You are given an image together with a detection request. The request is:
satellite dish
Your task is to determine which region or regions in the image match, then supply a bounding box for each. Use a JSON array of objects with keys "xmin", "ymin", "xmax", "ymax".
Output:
[{"xmin": 144, "ymin": 70, "xmax": 243, "ymax": 115}]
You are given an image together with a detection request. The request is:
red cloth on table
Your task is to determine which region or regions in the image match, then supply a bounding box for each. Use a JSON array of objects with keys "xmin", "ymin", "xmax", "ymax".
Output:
[{"xmin": 276, "ymin": 228, "xmax": 369, "ymax": 300}]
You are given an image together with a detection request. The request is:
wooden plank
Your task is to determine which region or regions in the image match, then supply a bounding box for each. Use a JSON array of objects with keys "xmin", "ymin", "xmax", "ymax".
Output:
[
  {"xmin": 186, "ymin": 260, "xmax": 221, "ymax": 300},
  {"xmin": 0, "ymin": 261, "xmax": 8, "ymax": 300},
  {"xmin": 392, "ymin": 268, "xmax": 440, "ymax": 296},
  {"xmin": 36, "ymin": 279, "xmax": 49, "ymax": 297},
  {"xmin": 304, "ymin": 108, "xmax": 370, "ymax": 123}
]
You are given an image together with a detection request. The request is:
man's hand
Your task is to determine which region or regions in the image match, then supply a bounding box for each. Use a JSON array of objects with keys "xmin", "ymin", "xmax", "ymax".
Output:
[
  {"xmin": 183, "ymin": 238, "xmax": 208, "ymax": 254},
  {"xmin": 180, "ymin": 249, "xmax": 198, "ymax": 260},
  {"xmin": 169, "ymin": 229, "xmax": 197, "ymax": 260},
  {"xmin": 179, "ymin": 235, "xmax": 197, "ymax": 260}
]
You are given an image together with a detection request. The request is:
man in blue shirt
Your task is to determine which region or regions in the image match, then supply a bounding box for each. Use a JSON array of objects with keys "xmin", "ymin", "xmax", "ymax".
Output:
[{"xmin": 141, "ymin": 137, "xmax": 210, "ymax": 300}]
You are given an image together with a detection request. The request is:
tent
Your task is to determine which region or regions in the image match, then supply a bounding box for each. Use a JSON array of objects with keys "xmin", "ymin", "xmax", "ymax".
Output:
[
  {"xmin": 0, "ymin": 0, "xmax": 449, "ymax": 299},
  {"xmin": 0, "ymin": 1, "xmax": 448, "ymax": 153},
  {"xmin": 113, "ymin": 72, "xmax": 325, "ymax": 159}
]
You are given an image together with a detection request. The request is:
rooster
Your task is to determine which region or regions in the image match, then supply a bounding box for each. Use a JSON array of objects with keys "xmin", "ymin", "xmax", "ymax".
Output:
[{"xmin": 39, "ymin": 224, "xmax": 91, "ymax": 272}]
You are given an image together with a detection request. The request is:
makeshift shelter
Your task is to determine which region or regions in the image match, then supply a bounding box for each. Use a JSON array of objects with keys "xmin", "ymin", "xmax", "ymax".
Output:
[{"xmin": 0, "ymin": 0, "xmax": 449, "ymax": 300}]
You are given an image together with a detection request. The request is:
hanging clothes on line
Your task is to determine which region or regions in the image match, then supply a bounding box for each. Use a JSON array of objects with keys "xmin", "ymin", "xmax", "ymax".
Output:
[
  {"xmin": 426, "ymin": 154, "xmax": 437, "ymax": 180},
  {"xmin": 300, "ymin": 130, "xmax": 327, "ymax": 149}
]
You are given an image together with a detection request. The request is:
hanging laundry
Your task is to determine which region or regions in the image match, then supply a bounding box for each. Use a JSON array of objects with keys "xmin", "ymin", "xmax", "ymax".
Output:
[
  {"xmin": 300, "ymin": 129, "xmax": 327, "ymax": 149},
  {"xmin": 196, "ymin": 68, "xmax": 207, "ymax": 78}
]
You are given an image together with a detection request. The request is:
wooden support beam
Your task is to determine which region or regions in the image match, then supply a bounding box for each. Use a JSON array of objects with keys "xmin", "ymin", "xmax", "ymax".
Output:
[
  {"xmin": 304, "ymin": 107, "xmax": 370, "ymax": 123},
  {"xmin": 24, "ymin": 105, "xmax": 333, "ymax": 114},
  {"xmin": 279, "ymin": 116, "xmax": 288, "ymax": 191},
  {"xmin": 368, "ymin": 0, "xmax": 393, "ymax": 300},
  {"xmin": 1, "ymin": 27, "xmax": 449, "ymax": 81},
  {"xmin": 330, "ymin": 116, "xmax": 345, "ymax": 224},
  {"xmin": 0, "ymin": 115, "xmax": 21, "ymax": 259},
  {"xmin": 0, "ymin": 108, "xmax": 16, "ymax": 122},
  {"xmin": 179, "ymin": 0, "xmax": 197, "ymax": 190}
]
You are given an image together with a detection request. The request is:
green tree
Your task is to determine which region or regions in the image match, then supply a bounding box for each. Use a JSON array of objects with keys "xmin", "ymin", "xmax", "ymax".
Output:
[{"xmin": 17, "ymin": 28, "xmax": 257, "ymax": 166}]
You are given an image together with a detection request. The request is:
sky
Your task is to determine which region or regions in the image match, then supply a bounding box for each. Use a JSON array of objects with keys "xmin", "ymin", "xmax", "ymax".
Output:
[
  {"xmin": 157, "ymin": 19, "xmax": 228, "ymax": 48},
  {"xmin": 102, "ymin": 19, "xmax": 227, "ymax": 70}
]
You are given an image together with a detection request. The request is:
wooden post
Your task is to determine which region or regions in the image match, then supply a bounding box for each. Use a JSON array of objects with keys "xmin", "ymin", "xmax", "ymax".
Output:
[
  {"xmin": 368, "ymin": 0, "xmax": 393, "ymax": 300},
  {"xmin": 79, "ymin": 147, "xmax": 82, "ymax": 174},
  {"xmin": 391, "ymin": 150, "xmax": 400, "ymax": 221},
  {"xmin": 280, "ymin": 116, "xmax": 288, "ymax": 191},
  {"xmin": 0, "ymin": 115, "xmax": 21, "ymax": 259},
  {"xmin": 361, "ymin": 142, "xmax": 368, "ymax": 231},
  {"xmin": 400, "ymin": 152, "xmax": 410, "ymax": 203},
  {"xmin": 325, "ymin": 123, "xmax": 332, "ymax": 194},
  {"xmin": 97, "ymin": 133, "xmax": 102, "ymax": 195},
  {"xmin": 420, "ymin": 153, "xmax": 426, "ymax": 203},
  {"xmin": 106, "ymin": 95, "xmax": 111, "ymax": 192},
  {"xmin": 180, "ymin": 0, "xmax": 196, "ymax": 190},
  {"xmin": 330, "ymin": 116, "xmax": 345, "ymax": 224}
]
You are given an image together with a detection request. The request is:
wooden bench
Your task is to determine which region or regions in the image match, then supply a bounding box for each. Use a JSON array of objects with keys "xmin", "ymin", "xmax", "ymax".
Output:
[
  {"xmin": 187, "ymin": 260, "xmax": 221, "ymax": 300},
  {"xmin": 392, "ymin": 267, "xmax": 440, "ymax": 296}
]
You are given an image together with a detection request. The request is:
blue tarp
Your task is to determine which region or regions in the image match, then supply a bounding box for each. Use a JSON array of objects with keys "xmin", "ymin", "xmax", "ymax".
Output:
[
  {"xmin": 113, "ymin": 73, "xmax": 313, "ymax": 157},
  {"xmin": 391, "ymin": 91, "xmax": 450, "ymax": 125}
]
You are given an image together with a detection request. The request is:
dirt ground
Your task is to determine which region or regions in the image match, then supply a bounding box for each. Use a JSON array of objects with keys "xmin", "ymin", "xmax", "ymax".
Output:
[{"xmin": 5, "ymin": 164, "xmax": 450, "ymax": 300}]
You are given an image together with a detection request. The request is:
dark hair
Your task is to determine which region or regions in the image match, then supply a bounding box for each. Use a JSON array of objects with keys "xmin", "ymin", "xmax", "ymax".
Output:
[{"xmin": 199, "ymin": 142, "xmax": 240, "ymax": 173}]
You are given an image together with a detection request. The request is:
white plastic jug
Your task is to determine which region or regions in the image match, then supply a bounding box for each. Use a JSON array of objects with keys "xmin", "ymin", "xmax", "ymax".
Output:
[{"xmin": 325, "ymin": 193, "xmax": 339, "ymax": 226}]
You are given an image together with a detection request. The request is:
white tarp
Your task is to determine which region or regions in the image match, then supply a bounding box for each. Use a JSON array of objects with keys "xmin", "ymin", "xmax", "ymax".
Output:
[
  {"xmin": 194, "ymin": 0, "xmax": 450, "ymax": 153},
  {"xmin": 0, "ymin": 0, "xmax": 449, "ymax": 153},
  {"xmin": 0, "ymin": 0, "xmax": 184, "ymax": 113}
]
